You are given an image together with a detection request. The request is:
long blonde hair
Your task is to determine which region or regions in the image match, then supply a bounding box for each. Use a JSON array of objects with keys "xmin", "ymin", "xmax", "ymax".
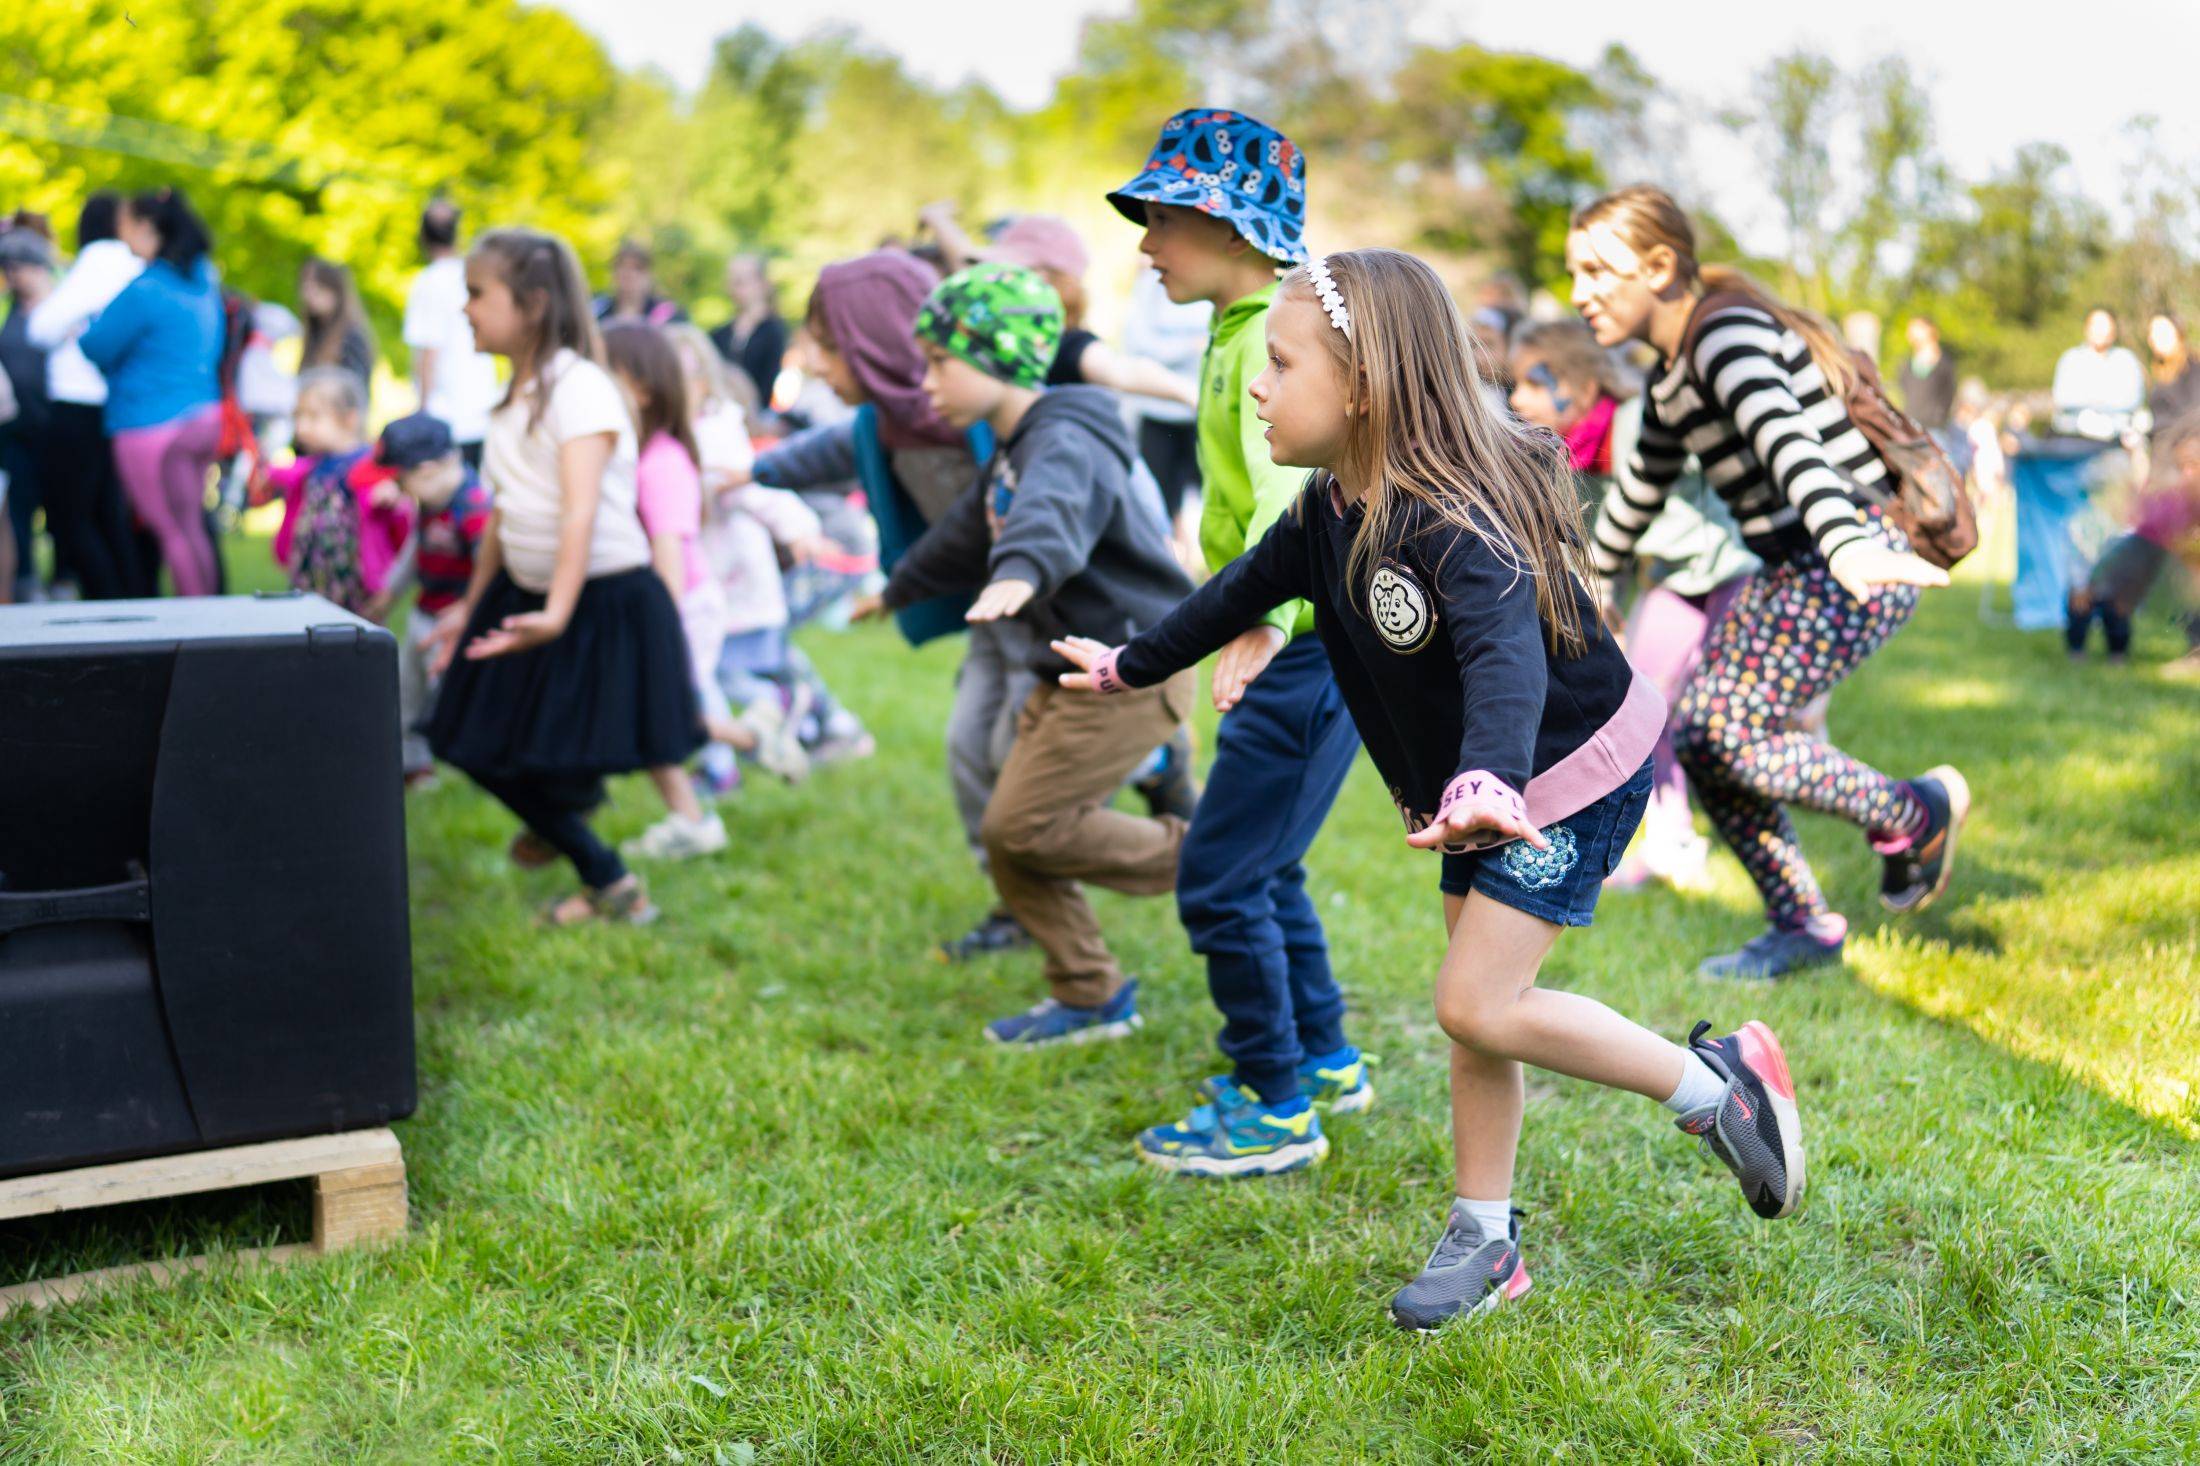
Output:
[
  {"xmin": 1280, "ymin": 247, "xmax": 1589, "ymax": 656},
  {"xmin": 1571, "ymin": 185, "xmax": 1856, "ymax": 394}
]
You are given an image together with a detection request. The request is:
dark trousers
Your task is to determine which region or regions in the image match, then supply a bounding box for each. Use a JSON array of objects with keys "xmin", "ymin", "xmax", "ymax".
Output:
[
  {"xmin": 1176, "ymin": 634, "xmax": 1362, "ymax": 1103},
  {"xmin": 2066, "ymin": 595, "xmax": 2134, "ymax": 656},
  {"xmin": 40, "ymin": 402, "xmax": 150, "ymax": 600},
  {"xmin": 1137, "ymin": 417, "xmax": 1199, "ymax": 519},
  {"xmin": 0, "ymin": 428, "xmax": 37, "ymax": 595},
  {"xmin": 466, "ymin": 768, "xmax": 625, "ymax": 889}
]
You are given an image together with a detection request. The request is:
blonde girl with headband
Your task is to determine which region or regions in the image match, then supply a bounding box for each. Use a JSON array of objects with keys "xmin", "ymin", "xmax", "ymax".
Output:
[
  {"xmin": 1053, "ymin": 247, "xmax": 1807, "ymax": 1330},
  {"xmin": 1567, "ymin": 186, "xmax": 1967, "ymax": 981}
]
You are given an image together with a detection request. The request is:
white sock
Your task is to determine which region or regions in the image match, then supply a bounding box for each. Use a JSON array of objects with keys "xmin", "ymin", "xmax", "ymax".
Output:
[
  {"xmin": 1660, "ymin": 1052, "xmax": 1727, "ymax": 1116},
  {"xmin": 1455, "ymin": 1195, "xmax": 1513, "ymax": 1244}
]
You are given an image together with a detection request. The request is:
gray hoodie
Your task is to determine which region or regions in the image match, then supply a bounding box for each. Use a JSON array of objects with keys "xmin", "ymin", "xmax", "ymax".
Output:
[{"xmin": 881, "ymin": 385, "xmax": 1195, "ymax": 673}]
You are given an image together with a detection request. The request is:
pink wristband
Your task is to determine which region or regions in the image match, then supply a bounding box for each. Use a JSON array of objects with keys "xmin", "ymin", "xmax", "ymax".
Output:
[{"xmin": 1088, "ymin": 645, "xmax": 1131, "ymax": 695}]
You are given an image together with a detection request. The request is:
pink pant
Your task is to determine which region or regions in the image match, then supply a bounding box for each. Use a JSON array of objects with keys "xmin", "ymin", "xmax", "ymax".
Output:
[
  {"xmin": 1622, "ymin": 578, "xmax": 1746, "ymax": 844},
  {"xmin": 112, "ymin": 406, "xmax": 223, "ymax": 597}
]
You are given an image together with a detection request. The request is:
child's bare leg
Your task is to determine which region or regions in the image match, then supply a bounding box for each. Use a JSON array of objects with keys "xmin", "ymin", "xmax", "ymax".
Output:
[
  {"xmin": 648, "ymin": 765, "xmax": 706, "ymax": 821},
  {"xmin": 705, "ymin": 713, "xmax": 758, "ymax": 752},
  {"xmin": 1436, "ymin": 891, "xmax": 1693, "ymax": 1198}
]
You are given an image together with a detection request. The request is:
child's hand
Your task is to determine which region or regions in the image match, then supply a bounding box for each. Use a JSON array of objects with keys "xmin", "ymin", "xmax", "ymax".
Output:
[
  {"xmin": 1212, "ymin": 625, "xmax": 1285, "ymax": 712},
  {"xmin": 362, "ymin": 591, "xmax": 394, "ymax": 624},
  {"xmin": 790, "ymin": 533, "xmax": 839, "ymax": 566},
  {"xmin": 369, "ymin": 482, "xmax": 403, "ymax": 512},
  {"xmin": 465, "ymin": 610, "xmax": 566, "ymax": 661},
  {"xmin": 427, "ymin": 602, "xmax": 471, "ymax": 676},
  {"xmin": 966, "ymin": 578, "xmax": 1036, "ymax": 623},
  {"xmin": 1827, "ymin": 542, "xmax": 1950, "ymax": 606},
  {"xmin": 849, "ymin": 592, "xmax": 887, "ymax": 622},
  {"xmin": 1051, "ymin": 636, "xmax": 1129, "ymax": 694},
  {"xmin": 1404, "ymin": 772, "xmax": 1548, "ymax": 852}
]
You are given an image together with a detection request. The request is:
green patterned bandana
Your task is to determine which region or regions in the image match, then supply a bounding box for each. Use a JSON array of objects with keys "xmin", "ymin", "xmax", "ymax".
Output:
[{"xmin": 914, "ymin": 263, "xmax": 1064, "ymax": 390}]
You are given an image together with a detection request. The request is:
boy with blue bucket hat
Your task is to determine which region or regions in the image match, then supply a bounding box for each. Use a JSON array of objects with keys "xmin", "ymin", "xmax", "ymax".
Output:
[{"xmin": 1104, "ymin": 109, "xmax": 1373, "ymax": 1177}]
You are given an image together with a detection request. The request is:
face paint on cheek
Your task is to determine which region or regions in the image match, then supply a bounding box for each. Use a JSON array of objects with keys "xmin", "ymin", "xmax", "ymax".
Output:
[
  {"xmin": 1526, "ymin": 362, "xmax": 1570, "ymax": 415},
  {"xmin": 1581, "ymin": 222, "xmax": 1644, "ymax": 280}
]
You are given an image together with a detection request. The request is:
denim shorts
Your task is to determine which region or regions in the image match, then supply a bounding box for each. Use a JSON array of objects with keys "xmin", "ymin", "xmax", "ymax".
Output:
[{"xmin": 1438, "ymin": 759, "xmax": 1653, "ymax": 926}]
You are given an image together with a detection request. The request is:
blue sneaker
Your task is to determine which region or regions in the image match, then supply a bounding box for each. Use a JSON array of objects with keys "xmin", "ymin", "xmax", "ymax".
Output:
[
  {"xmin": 1698, "ymin": 925, "xmax": 1844, "ymax": 982},
  {"xmin": 984, "ymin": 980, "xmax": 1142, "ymax": 1048},
  {"xmin": 1299, "ymin": 1046, "xmax": 1376, "ymax": 1114},
  {"xmin": 1137, "ymin": 1078, "xmax": 1328, "ymax": 1178}
]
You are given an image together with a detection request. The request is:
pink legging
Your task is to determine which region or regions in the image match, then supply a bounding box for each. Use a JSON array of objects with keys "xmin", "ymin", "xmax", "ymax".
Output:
[
  {"xmin": 1622, "ymin": 578, "xmax": 1746, "ymax": 846},
  {"xmin": 111, "ymin": 406, "xmax": 222, "ymax": 597}
]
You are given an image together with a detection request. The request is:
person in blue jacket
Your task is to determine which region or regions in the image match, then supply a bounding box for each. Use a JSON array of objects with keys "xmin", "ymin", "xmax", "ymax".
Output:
[{"xmin": 78, "ymin": 187, "xmax": 225, "ymax": 596}]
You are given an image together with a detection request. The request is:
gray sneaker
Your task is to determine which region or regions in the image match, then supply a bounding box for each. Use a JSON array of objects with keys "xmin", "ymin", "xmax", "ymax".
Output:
[
  {"xmin": 1675, "ymin": 1020, "xmax": 1805, "ymax": 1220},
  {"xmin": 1389, "ymin": 1203, "xmax": 1531, "ymax": 1332}
]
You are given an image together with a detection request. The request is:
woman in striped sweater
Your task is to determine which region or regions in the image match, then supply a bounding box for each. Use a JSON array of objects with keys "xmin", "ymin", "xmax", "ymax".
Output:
[{"xmin": 1566, "ymin": 186, "xmax": 1969, "ymax": 980}]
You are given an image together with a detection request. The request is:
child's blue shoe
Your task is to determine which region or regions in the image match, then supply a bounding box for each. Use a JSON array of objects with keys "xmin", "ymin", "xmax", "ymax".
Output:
[
  {"xmin": 1137, "ymin": 1079, "xmax": 1328, "ymax": 1178},
  {"xmin": 984, "ymin": 980, "xmax": 1141, "ymax": 1049},
  {"xmin": 1299, "ymin": 1045, "xmax": 1376, "ymax": 1114}
]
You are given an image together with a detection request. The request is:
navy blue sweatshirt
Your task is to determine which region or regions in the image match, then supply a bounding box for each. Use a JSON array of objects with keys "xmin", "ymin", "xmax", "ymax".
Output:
[{"xmin": 1112, "ymin": 474, "xmax": 1663, "ymax": 842}]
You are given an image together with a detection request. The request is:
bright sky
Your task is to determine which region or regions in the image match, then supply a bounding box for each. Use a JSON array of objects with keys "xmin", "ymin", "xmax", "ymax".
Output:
[{"xmin": 551, "ymin": 0, "xmax": 2200, "ymax": 251}]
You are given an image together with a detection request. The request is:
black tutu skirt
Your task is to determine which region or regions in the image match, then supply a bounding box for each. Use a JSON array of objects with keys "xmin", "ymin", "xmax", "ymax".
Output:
[{"xmin": 425, "ymin": 568, "xmax": 704, "ymax": 778}]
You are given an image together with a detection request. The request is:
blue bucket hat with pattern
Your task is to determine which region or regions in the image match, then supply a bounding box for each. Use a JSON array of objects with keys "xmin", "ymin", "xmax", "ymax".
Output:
[{"xmin": 1106, "ymin": 108, "xmax": 1308, "ymax": 267}]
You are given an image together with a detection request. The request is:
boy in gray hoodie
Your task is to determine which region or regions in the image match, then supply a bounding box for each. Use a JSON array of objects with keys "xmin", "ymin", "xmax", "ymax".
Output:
[{"xmin": 881, "ymin": 263, "xmax": 1197, "ymax": 1047}]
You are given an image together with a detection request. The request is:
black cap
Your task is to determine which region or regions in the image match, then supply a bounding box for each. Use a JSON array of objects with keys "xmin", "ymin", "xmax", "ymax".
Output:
[{"xmin": 375, "ymin": 412, "xmax": 456, "ymax": 471}]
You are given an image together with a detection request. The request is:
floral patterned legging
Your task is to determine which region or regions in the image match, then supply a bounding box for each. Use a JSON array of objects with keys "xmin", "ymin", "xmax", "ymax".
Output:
[{"xmin": 1672, "ymin": 511, "xmax": 1923, "ymax": 930}]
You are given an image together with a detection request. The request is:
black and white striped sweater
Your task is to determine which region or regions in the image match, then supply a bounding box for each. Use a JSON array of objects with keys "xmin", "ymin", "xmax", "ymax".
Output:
[{"xmin": 1591, "ymin": 304, "xmax": 1883, "ymax": 581}]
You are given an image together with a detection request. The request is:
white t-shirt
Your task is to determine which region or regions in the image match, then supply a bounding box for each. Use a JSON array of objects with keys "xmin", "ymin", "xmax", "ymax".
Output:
[
  {"xmin": 26, "ymin": 239, "xmax": 145, "ymax": 407},
  {"xmin": 402, "ymin": 255, "xmax": 500, "ymax": 444},
  {"xmin": 483, "ymin": 349, "xmax": 651, "ymax": 593}
]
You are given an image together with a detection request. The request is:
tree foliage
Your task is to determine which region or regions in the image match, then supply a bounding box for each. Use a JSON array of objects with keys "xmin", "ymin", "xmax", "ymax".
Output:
[
  {"xmin": 5, "ymin": 4, "xmax": 2192, "ymax": 390},
  {"xmin": 0, "ymin": 0, "xmax": 620, "ymax": 357}
]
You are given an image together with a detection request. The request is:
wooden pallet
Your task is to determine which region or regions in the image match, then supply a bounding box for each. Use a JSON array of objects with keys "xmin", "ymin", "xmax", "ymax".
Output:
[{"xmin": 0, "ymin": 1127, "xmax": 406, "ymax": 1317}]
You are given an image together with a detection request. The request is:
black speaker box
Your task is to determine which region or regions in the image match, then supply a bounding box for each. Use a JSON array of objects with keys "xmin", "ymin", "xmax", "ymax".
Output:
[{"xmin": 0, "ymin": 593, "xmax": 415, "ymax": 1179}]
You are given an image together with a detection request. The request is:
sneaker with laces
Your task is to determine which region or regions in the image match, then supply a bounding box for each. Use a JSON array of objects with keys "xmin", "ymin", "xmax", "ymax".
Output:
[
  {"xmin": 1298, "ymin": 1046, "xmax": 1375, "ymax": 1114},
  {"xmin": 1389, "ymin": 1204, "xmax": 1532, "ymax": 1332},
  {"xmin": 984, "ymin": 979, "xmax": 1141, "ymax": 1048},
  {"xmin": 1698, "ymin": 924, "xmax": 1844, "ymax": 981},
  {"xmin": 1134, "ymin": 727, "xmax": 1201, "ymax": 821},
  {"xmin": 1675, "ymin": 1019, "xmax": 1805, "ymax": 1220},
  {"xmin": 621, "ymin": 811, "xmax": 730, "ymax": 861},
  {"xmin": 1876, "ymin": 766, "xmax": 1969, "ymax": 914},
  {"xmin": 1136, "ymin": 1078, "xmax": 1326, "ymax": 1177},
  {"xmin": 935, "ymin": 909, "xmax": 1033, "ymax": 963}
]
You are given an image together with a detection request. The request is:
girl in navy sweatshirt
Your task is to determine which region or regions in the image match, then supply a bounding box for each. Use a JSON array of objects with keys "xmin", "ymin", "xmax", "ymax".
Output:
[{"xmin": 1053, "ymin": 248, "xmax": 1808, "ymax": 1331}]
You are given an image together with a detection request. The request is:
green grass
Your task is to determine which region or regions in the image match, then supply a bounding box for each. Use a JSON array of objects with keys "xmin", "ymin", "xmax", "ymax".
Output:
[{"xmin": 4, "ymin": 545, "xmax": 2198, "ymax": 1462}]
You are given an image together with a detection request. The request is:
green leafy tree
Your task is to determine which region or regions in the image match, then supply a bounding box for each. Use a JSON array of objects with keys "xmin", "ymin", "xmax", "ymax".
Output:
[
  {"xmin": 1385, "ymin": 44, "xmax": 1606, "ymax": 290},
  {"xmin": 0, "ymin": 0, "xmax": 622, "ymax": 361}
]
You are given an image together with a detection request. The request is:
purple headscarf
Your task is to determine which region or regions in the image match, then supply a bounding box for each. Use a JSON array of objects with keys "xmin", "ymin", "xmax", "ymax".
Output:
[{"xmin": 811, "ymin": 249, "xmax": 962, "ymax": 449}]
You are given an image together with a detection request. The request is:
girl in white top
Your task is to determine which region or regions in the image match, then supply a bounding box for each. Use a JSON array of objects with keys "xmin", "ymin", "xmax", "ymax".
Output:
[{"xmin": 420, "ymin": 228, "xmax": 703, "ymax": 927}]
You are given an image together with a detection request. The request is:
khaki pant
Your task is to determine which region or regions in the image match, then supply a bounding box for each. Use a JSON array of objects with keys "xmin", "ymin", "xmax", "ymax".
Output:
[{"xmin": 980, "ymin": 673, "xmax": 1195, "ymax": 1006}]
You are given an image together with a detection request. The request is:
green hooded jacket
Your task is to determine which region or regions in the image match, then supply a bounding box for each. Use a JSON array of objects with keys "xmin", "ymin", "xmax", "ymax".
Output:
[{"xmin": 1196, "ymin": 282, "xmax": 1314, "ymax": 638}]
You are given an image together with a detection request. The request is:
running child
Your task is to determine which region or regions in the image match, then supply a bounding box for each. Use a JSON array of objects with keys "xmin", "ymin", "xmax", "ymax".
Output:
[
  {"xmin": 1569, "ymin": 186, "xmax": 1965, "ymax": 979},
  {"xmin": 422, "ymin": 227, "xmax": 702, "ymax": 925},
  {"xmin": 603, "ymin": 321, "xmax": 802, "ymax": 863},
  {"xmin": 1507, "ymin": 319, "xmax": 1760, "ymax": 891},
  {"xmin": 738, "ymin": 250, "xmax": 1021, "ymax": 961},
  {"xmin": 878, "ymin": 263, "xmax": 1198, "ymax": 1044},
  {"xmin": 665, "ymin": 322, "xmax": 866, "ymax": 784},
  {"xmin": 1053, "ymin": 248, "xmax": 1804, "ymax": 1327},
  {"xmin": 1104, "ymin": 108, "xmax": 1373, "ymax": 1171}
]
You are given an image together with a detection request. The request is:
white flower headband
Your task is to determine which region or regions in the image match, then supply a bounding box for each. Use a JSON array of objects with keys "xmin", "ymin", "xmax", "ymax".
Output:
[{"xmin": 1307, "ymin": 255, "xmax": 1351, "ymax": 337}]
